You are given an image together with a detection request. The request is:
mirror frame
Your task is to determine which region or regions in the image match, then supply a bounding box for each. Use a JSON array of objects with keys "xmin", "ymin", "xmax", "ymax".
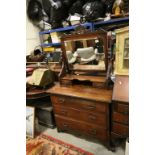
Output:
[{"xmin": 60, "ymin": 30, "xmax": 108, "ymax": 74}]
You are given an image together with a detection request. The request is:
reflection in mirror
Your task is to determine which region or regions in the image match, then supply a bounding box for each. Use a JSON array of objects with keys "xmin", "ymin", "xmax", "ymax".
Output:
[{"xmin": 65, "ymin": 38, "xmax": 105, "ymax": 68}]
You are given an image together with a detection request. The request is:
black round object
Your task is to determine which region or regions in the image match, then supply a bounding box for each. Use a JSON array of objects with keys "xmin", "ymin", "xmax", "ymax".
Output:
[
  {"xmin": 82, "ymin": 1, "xmax": 106, "ymax": 21},
  {"xmin": 27, "ymin": 0, "xmax": 43, "ymax": 22},
  {"xmin": 49, "ymin": 5, "xmax": 68, "ymax": 28},
  {"xmin": 101, "ymin": 0, "xmax": 115, "ymax": 13},
  {"xmin": 69, "ymin": 0, "xmax": 85, "ymax": 15}
]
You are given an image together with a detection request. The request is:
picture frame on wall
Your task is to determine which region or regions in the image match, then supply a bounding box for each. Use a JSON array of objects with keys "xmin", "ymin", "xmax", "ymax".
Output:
[{"xmin": 26, "ymin": 106, "xmax": 35, "ymax": 138}]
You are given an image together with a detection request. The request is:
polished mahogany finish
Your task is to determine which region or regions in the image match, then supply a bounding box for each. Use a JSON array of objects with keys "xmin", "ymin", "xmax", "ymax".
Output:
[
  {"xmin": 112, "ymin": 122, "xmax": 128, "ymax": 137},
  {"xmin": 52, "ymin": 95, "xmax": 108, "ymax": 114},
  {"xmin": 112, "ymin": 75, "xmax": 129, "ymax": 102},
  {"xmin": 113, "ymin": 112, "xmax": 129, "ymax": 125},
  {"xmin": 55, "ymin": 115, "xmax": 108, "ymax": 141},
  {"xmin": 47, "ymin": 83, "xmax": 113, "ymax": 148},
  {"xmin": 48, "ymin": 31, "xmax": 113, "ymax": 149},
  {"xmin": 60, "ymin": 74, "xmax": 107, "ymax": 89},
  {"xmin": 114, "ymin": 103, "xmax": 129, "ymax": 114},
  {"xmin": 54, "ymin": 105, "xmax": 107, "ymax": 126},
  {"xmin": 111, "ymin": 75, "xmax": 129, "ymax": 146},
  {"xmin": 47, "ymin": 83, "xmax": 112, "ymax": 102}
]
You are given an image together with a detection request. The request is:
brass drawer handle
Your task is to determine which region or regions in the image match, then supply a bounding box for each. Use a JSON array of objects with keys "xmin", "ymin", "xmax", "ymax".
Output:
[
  {"xmin": 89, "ymin": 115, "xmax": 96, "ymax": 121},
  {"xmin": 61, "ymin": 110, "xmax": 67, "ymax": 116},
  {"xmin": 63, "ymin": 123, "xmax": 69, "ymax": 128},
  {"xmin": 90, "ymin": 129, "xmax": 97, "ymax": 135},
  {"xmin": 86, "ymin": 105, "xmax": 96, "ymax": 110},
  {"xmin": 58, "ymin": 98, "xmax": 65, "ymax": 103}
]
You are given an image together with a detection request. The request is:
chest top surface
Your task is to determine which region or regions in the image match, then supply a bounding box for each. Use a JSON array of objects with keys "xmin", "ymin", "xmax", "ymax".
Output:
[{"xmin": 46, "ymin": 83, "xmax": 113, "ymax": 103}]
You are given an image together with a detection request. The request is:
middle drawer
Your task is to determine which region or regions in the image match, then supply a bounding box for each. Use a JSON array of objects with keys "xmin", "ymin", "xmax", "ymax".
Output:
[
  {"xmin": 54, "ymin": 105, "xmax": 108, "ymax": 128},
  {"xmin": 113, "ymin": 112, "xmax": 129, "ymax": 125}
]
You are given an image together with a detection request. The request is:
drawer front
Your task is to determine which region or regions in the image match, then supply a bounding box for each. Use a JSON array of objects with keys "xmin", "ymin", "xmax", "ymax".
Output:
[
  {"xmin": 54, "ymin": 105, "xmax": 108, "ymax": 128},
  {"xmin": 55, "ymin": 115, "xmax": 108, "ymax": 141},
  {"xmin": 113, "ymin": 112, "xmax": 129, "ymax": 125},
  {"xmin": 51, "ymin": 95, "xmax": 107, "ymax": 114},
  {"xmin": 115, "ymin": 103, "xmax": 129, "ymax": 114},
  {"xmin": 112, "ymin": 122, "xmax": 129, "ymax": 137},
  {"xmin": 111, "ymin": 132, "xmax": 122, "ymax": 139}
]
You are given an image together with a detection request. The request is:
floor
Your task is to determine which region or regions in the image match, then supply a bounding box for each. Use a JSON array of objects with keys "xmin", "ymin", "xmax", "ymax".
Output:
[{"xmin": 36, "ymin": 124, "xmax": 125, "ymax": 155}]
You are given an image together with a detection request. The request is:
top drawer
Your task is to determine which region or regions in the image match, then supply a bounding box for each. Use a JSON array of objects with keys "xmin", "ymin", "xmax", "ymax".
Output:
[
  {"xmin": 114, "ymin": 103, "xmax": 129, "ymax": 114},
  {"xmin": 51, "ymin": 95, "xmax": 108, "ymax": 114}
]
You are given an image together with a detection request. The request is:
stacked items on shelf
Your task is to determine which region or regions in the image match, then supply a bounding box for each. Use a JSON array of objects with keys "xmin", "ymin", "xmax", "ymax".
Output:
[
  {"xmin": 39, "ymin": 16, "xmax": 128, "ymax": 62},
  {"xmin": 39, "ymin": 22, "xmax": 93, "ymax": 48},
  {"xmin": 27, "ymin": 0, "xmax": 129, "ymax": 30},
  {"xmin": 39, "ymin": 22, "xmax": 94, "ymax": 63}
]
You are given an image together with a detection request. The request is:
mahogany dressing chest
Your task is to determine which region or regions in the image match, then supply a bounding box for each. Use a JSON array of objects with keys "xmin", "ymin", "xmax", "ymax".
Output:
[{"xmin": 46, "ymin": 30, "xmax": 114, "ymax": 149}]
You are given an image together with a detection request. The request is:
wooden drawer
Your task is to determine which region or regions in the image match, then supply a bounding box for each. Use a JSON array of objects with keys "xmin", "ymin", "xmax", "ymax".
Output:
[
  {"xmin": 111, "ymin": 132, "xmax": 123, "ymax": 139},
  {"xmin": 112, "ymin": 122, "xmax": 128, "ymax": 137},
  {"xmin": 51, "ymin": 95, "xmax": 107, "ymax": 114},
  {"xmin": 113, "ymin": 112, "xmax": 129, "ymax": 125},
  {"xmin": 55, "ymin": 115, "xmax": 108, "ymax": 141},
  {"xmin": 114, "ymin": 103, "xmax": 129, "ymax": 114},
  {"xmin": 54, "ymin": 105, "xmax": 108, "ymax": 128}
]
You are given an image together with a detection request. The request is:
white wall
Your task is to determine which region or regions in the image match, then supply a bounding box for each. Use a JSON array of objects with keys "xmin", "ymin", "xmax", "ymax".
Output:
[{"xmin": 26, "ymin": 15, "xmax": 40, "ymax": 56}]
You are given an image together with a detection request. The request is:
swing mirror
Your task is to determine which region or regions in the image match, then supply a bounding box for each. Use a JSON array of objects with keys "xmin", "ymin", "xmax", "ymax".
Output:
[{"xmin": 61, "ymin": 30, "xmax": 108, "ymax": 73}]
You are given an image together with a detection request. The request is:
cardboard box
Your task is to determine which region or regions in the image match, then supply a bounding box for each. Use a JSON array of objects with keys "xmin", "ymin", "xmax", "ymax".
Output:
[
  {"xmin": 50, "ymin": 32, "xmax": 62, "ymax": 43},
  {"xmin": 43, "ymin": 47, "xmax": 55, "ymax": 52}
]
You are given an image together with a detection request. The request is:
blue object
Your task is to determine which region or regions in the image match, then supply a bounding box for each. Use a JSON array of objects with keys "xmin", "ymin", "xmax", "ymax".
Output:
[
  {"xmin": 41, "ymin": 42, "xmax": 61, "ymax": 47},
  {"xmin": 39, "ymin": 22, "xmax": 93, "ymax": 35},
  {"xmin": 93, "ymin": 17, "xmax": 129, "ymax": 26},
  {"xmin": 39, "ymin": 17, "xmax": 129, "ymax": 52}
]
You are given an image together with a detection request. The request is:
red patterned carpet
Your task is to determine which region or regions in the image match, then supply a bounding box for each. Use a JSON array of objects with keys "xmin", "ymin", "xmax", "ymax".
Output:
[{"xmin": 26, "ymin": 134, "xmax": 94, "ymax": 155}]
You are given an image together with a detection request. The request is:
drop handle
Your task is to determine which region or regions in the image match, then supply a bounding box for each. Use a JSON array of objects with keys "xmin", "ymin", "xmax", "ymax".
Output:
[
  {"xmin": 86, "ymin": 105, "xmax": 96, "ymax": 110},
  {"xmin": 90, "ymin": 129, "xmax": 97, "ymax": 135},
  {"xmin": 58, "ymin": 98, "xmax": 65, "ymax": 103},
  {"xmin": 63, "ymin": 123, "xmax": 69, "ymax": 128},
  {"xmin": 89, "ymin": 115, "xmax": 96, "ymax": 120},
  {"xmin": 61, "ymin": 110, "xmax": 67, "ymax": 115}
]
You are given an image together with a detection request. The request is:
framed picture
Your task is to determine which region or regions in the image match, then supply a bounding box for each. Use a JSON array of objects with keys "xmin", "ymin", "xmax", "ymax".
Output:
[
  {"xmin": 26, "ymin": 106, "xmax": 35, "ymax": 138},
  {"xmin": 115, "ymin": 26, "xmax": 129, "ymax": 75}
]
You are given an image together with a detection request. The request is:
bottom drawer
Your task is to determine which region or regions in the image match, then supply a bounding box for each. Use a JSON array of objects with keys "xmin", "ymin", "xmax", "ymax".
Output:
[
  {"xmin": 112, "ymin": 122, "xmax": 129, "ymax": 137},
  {"xmin": 111, "ymin": 132, "xmax": 122, "ymax": 139},
  {"xmin": 55, "ymin": 115, "xmax": 108, "ymax": 141}
]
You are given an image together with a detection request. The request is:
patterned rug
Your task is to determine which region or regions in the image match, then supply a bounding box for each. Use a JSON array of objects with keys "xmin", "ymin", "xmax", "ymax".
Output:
[{"xmin": 26, "ymin": 134, "xmax": 94, "ymax": 155}]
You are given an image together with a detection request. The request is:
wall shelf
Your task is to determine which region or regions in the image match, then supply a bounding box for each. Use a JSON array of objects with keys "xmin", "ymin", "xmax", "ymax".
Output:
[
  {"xmin": 38, "ymin": 17, "xmax": 129, "ymax": 62},
  {"xmin": 93, "ymin": 17, "xmax": 129, "ymax": 26},
  {"xmin": 39, "ymin": 22, "xmax": 93, "ymax": 35},
  {"xmin": 41, "ymin": 43, "xmax": 61, "ymax": 47}
]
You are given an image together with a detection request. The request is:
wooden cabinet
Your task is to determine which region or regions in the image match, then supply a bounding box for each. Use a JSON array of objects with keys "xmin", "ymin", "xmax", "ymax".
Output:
[
  {"xmin": 47, "ymin": 84, "xmax": 113, "ymax": 148},
  {"xmin": 111, "ymin": 102, "xmax": 129, "ymax": 138},
  {"xmin": 111, "ymin": 75, "xmax": 129, "ymax": 146},
  {"xmin": 115, "ymin": 27, "xmax": 129, "ymax": 75}
]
